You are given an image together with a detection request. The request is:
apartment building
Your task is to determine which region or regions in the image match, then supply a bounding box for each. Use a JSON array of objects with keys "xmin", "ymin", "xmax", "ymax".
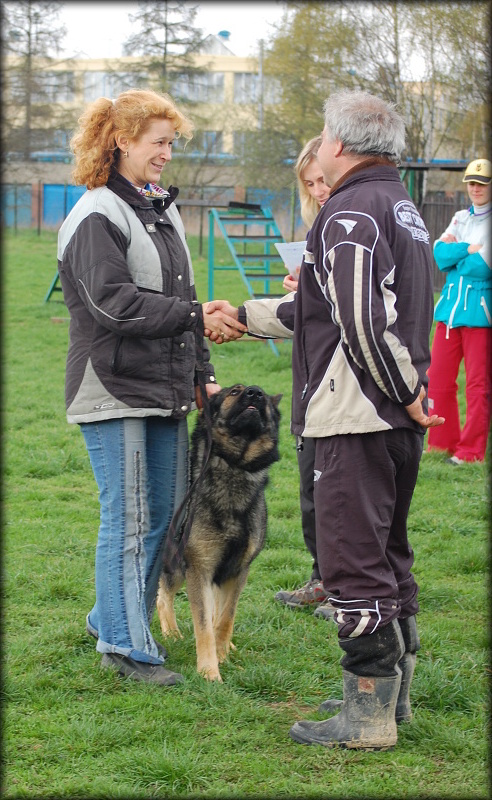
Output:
[{"xmin": 3, "ymin": 34, "xmax": 274, "ymax": 184}]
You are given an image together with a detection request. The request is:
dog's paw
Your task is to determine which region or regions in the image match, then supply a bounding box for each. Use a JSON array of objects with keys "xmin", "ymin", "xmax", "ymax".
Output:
[
  {"xmin": 217, "ymin": 640, "xmax": 236, "ymax": 663},
  {"xmin": 198, "ymin": 665, "xmax": 223, "ymax": 682},
  {"xmin": 161, "ymin": 627, "xmax": 183, "ymax": 640}
]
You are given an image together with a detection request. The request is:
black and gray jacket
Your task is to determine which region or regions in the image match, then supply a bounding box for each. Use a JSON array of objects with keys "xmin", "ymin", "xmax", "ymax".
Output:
[
  {"xmin": 58, "ymin": 170, "xmax": 215, "ymax": 424},
  {"xmin": 240, "ymin": 160, "xmax": 434, "ymax": 437}
]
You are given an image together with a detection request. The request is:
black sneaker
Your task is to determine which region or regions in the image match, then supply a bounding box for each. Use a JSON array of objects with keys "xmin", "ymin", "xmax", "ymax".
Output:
[
  {"xmin": 101, "ymin": 653, "xmax": 183, "ymax": 685},
  {"xmin": 275, "ymin": 579, "xmax": 328, "ymax": 608}
]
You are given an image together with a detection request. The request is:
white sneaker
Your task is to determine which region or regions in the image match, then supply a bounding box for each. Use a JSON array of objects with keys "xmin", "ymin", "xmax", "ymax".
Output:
[{"xmin": 447, "ymin": 456, "xmax": 465, "ymax": 465}]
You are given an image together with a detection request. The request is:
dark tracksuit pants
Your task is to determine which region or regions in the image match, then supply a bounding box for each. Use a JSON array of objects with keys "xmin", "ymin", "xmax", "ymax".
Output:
[
  {"xmin": 313, "ymin": 427, "xmax": 423, "ymax": 640},
  {"xmin": 296, "ymin": 436, "xmax": 320, "ymax": 581}
]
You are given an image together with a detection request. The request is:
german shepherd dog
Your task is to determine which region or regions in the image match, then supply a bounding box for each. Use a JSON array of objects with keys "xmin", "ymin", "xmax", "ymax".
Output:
[{"xmin": 157, "ymin": 384, "xmax": 281, "ymax": 681}]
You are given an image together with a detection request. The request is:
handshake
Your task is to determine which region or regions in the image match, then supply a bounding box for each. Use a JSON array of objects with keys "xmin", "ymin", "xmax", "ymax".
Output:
[{"xmin": 201, "ymin": 300, "xmax": 247, "ymax": 344}]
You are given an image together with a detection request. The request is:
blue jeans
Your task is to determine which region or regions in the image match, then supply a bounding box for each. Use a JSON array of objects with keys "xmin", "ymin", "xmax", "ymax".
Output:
[{"xmin": 81, "ymin": 416, "xmax": 188, "ymax": 664}]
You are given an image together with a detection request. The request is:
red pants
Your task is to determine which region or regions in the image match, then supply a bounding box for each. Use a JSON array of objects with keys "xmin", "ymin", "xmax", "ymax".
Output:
[{"xmin": 427, "ymin": 322, "xmax": 492, "ymax": 461}]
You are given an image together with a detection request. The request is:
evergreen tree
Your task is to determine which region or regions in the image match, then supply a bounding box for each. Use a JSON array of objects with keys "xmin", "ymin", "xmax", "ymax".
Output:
[{"xmin": 123, "ymin": 1, "xmax": 205, "ymax": 89}]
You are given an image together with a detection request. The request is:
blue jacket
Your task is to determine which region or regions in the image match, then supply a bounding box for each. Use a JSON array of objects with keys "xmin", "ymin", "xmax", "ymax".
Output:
[{"xmin": 433, "ymin": 203, "xmax": 492, "ymax": 331}]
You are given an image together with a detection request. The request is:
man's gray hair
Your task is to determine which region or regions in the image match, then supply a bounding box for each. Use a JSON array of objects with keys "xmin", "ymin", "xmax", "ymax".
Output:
[{"xmin": 323, "ymin": 90, "xmax": 406, "ymax": 164}]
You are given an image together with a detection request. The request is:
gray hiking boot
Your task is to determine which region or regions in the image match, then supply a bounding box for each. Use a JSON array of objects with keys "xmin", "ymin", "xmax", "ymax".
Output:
[
  {"xmin": 101, "ymin": 653, "xmax": 183, "ymax": 686},
  {"xmin": 274, "ymin": 579, "xmax": 328, "ymax": 608},
  {"xmin": 313, "ymin": 599, "xmax": 337, "ymax": 621}
]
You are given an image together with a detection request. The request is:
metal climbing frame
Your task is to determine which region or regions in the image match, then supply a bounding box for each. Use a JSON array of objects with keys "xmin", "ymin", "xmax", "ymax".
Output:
[
  {"xmin": 44, "ymin": 271, "xmax": 62, "ymax": 302},
  {"xmin": 208, "ymin": 201, "xmax": 287, "ymax": 355}
]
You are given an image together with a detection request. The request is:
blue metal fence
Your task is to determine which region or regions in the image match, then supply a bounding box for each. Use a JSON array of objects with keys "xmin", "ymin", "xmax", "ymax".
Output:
[
  {"xmin": 43, "ymin": 184, "xmax": 86, "ymax": 226},
  {"xmin": 1, "ymin": 184, "xmax": 32, "ymax": 227},
  {"xmin": 0, "ymin": 183, "xmax": 87, "ymax": 229}
]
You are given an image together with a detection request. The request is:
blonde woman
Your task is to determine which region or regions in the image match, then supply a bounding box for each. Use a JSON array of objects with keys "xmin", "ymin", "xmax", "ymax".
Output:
[
  {"xmin": 58, "ymin": 89, "xmax": 244, "ymax": 686},
  {"xmin": 282, "ymin": 136, "xmax": 331, "ymax": 293},
  {"xmin": 275, "ymin": 137, "xmax": 333, "ymax": 614}
]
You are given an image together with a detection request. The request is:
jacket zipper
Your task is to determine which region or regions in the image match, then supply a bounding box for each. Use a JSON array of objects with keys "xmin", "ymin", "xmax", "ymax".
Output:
[
  {"xmin": 111, "ymin": 337, "xmax": 123, "ymax": 373},
  {"xmin": 446, "ymin": 275, "xmax": 463, "ymax": 338}
]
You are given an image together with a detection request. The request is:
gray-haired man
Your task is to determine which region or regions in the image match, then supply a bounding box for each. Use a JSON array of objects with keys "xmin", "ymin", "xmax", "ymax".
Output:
[
  {"xmin": 232, "ymin": 90, "xmax": 444, "ymax": 749},
  {"xmin": 285, "ymin": 90, "xmax": 444, "ymax": 749}
]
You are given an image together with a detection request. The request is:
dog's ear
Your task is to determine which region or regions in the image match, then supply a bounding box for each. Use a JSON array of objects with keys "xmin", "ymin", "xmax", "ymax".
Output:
[{"xmin": 270, "ymin": 393, "xmax": 283, "ymax": 408}]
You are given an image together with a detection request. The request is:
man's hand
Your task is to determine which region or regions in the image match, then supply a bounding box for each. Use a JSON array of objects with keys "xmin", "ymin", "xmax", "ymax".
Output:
[
  {"xmin": 405, "ymin": 386, "xmax": 445, "ymax": 429},
  {"xmin": 202, "ymin": 300, "xmax": 246, "ymax": 344}
]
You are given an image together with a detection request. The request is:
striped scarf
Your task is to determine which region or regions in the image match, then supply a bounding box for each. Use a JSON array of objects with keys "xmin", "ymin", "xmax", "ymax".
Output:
[{"xmin": 133, "ymin": 182, "xmax": 169, "ymax": 199}]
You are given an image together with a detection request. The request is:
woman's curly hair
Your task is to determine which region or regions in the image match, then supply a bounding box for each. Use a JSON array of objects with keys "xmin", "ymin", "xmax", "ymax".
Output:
[{"xmin": 71, "ymin": 89, "xmax": 194, "ymax": 189}]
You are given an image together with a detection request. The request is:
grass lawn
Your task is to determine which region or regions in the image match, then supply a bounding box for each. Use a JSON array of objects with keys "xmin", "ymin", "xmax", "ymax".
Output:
[{"xmin": 3, "ymin": 229, "xmax": 489, "ymax": 798}]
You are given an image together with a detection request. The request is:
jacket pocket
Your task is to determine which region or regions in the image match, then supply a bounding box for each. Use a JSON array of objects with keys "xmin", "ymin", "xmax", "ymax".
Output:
[
  {"xmin": 481, "ymin": 296, "xmax": 492, "ymax": 325},
  {"xmin": 111, "ymin": 337, "xmax": 123, "ymax": 374},
  {"xmin": 110, "ymin": 336, "xmax": 163, "ymax": 377}
]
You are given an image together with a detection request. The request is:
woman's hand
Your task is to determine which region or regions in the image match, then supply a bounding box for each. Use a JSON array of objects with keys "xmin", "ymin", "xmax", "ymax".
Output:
[
  {"xmin": 283, "ymin": 274, "xmax": 299, "ymax": 292},
  {"xmin": 467, "ymin": 242, "xmax": 483, "ymax": 254},
  {"xmin": 440, "ymin": 233, "xmax": 458, "ymax": 243},
  {"xmin": 195, "ymin": 381, "xmax": 222, "ymax": 409},
  {"xmin": 202, "ymin": 300, "xmax": 247, "ymax": 344}
]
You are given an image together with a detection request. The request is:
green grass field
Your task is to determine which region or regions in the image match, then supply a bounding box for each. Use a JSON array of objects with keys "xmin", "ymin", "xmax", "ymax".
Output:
[{"xmin": 4, "ymin": 229, "xmax": 488, "ymax": 798}]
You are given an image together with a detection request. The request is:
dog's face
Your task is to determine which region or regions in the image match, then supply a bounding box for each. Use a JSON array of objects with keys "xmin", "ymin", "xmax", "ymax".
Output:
[{"xmin": 207, "ymin": 384, "xmax": 282, "ymax": 470}]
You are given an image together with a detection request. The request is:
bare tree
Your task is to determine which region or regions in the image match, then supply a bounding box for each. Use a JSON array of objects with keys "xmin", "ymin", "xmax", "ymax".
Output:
[
  {"xmin": 2, "ymin": 1, "xmax": 72, "ymax": 161},
  {"xmin": 238, "ymin": 1, "xmax": 358, "ymax": 188},
  {"xmin": 247, "ymin": 1, "xmax": 489, "ymax": 199}
]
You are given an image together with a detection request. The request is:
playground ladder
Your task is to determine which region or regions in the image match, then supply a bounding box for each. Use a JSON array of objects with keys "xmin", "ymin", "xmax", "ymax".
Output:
[
  {"xmin": 44, "ymin": 271, "xmax": 62, "ymax": 302},
  {"xmin": 208, "ymin": 202, "xmax": 287, "ymax": 355}
]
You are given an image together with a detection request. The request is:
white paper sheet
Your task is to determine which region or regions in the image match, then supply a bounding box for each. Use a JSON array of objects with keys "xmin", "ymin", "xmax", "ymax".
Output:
[{"xmin": 274, "ymin": 241, "xmax": 307, "ymax": 277}]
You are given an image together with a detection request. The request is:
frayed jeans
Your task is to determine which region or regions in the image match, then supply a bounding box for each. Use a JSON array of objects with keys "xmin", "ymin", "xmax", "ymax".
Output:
[{"xmin": 81, "ymin": 416, "xmax": 188, "ymax": 664}]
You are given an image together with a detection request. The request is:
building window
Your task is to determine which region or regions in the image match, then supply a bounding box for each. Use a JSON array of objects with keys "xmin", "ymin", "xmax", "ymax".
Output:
[
  {"xmin": 175, "ymin": 130, "xmax": 224, "ymax": 157},
  {"xmin": 32, "ymin": 71, "xmax": 75, "ymax": 102},
  {"xmin": 234, "ymin": 72, "xmax": 258, "ymax": 104},
  {"xmin": 9, "ymin": 73, "xmax": 25, "ymax": 101},
  {"xmin": 83, "ymin": 71, "xmax": 147, "ymax": 102},
  {"xmin": 171, "ymin": 72, "xmax": 224, "ymax": 103},
  {"xmin": 233, "ymin": 130, "xmax": 257, "ymax": 156},
  {"xmin": 233, "ymin": 73, "xmax": 280, "ymax": 105},
  {"xmin": 263, "ymin": 77, "xmax": 281, "ymax": 105},
  {"xmin": 203, "ymin": 131, "xmax": 223, "ymax": 155}
]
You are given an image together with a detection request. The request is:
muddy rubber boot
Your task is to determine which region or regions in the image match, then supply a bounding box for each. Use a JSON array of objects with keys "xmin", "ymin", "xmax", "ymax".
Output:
[
  {"xmin": 317, "ymin": 657, "xmax": 415, "ymax": 722},
  {"xmin": 290, "ymin": 669, "xmax": 401, "ymax": 749},
  {"xmin": 292, "ymin": 618, "xmax": 405, "ymax": 749},
  {"xmin": 395, "ymin": 615, "xmax": 419, "ymax": 723},
  {"xmin": 318, "ymin": 615, "xmax": 419, "ymax": 723}
]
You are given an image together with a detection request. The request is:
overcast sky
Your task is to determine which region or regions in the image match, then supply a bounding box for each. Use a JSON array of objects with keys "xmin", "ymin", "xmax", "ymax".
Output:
[{"xmin": 59, "ymin": 1, "xmax": 286, "ymax": 59}]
